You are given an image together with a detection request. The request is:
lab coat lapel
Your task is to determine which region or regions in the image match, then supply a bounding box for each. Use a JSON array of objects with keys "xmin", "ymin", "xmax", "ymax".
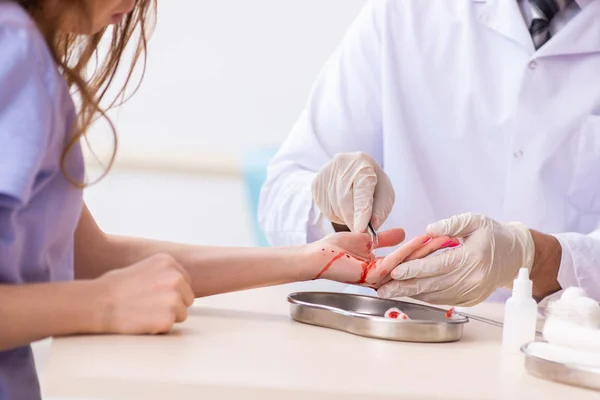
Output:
[
  {"xmin": 472, "ymin": 0, "xmax": 535, "ymax": 52},
  {"xmin": 536, "ymin": 0, "xmax": 600, "ymax": 58}
]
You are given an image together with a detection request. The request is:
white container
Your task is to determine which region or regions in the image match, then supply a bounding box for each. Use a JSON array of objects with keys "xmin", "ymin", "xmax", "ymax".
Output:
[{"xmin": 501, "ymin": 268, "xmax": 538, "ymax": 353}]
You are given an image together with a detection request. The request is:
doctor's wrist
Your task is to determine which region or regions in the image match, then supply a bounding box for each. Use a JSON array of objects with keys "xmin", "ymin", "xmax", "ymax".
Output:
[
  {"xmin": 332, "ymin": 222, "xmax": 351, "ymax": 232},
  {"xmin": 529, "ymin": 230, "xmax": 562, "ymax": 300}
]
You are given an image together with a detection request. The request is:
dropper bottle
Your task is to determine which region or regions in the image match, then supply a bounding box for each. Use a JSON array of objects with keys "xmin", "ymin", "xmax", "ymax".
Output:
[{"xmin": 501, "ymin": 268, "xmax": 538, "ymax": 353}]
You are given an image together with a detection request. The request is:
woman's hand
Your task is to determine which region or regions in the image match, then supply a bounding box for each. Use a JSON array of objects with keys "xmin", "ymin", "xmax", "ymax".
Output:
[
  {"xmin": 92, "ymin": 253, "xmax": 195, "ymax": 334},
  {"xmin": 306, "ymin": 230, "xmax": 458, "ymax": 288}
]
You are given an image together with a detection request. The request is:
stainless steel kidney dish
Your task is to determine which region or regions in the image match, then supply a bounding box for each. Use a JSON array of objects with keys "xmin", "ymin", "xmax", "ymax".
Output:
[
  {"xmin": 287, "ymin": 292, "xmax": 468, "ymax": 343},
  {"xmin": 522, "ymin": 342, "xmax": 600, "ymax": 392}
]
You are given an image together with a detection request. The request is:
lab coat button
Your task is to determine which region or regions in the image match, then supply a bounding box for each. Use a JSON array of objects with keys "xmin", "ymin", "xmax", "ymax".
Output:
[
  {"xmin": 528, "ymin": 60, "xmax": 538, "ymax": 69},
  {"xmin": 513, "ymin": 150, "xmax": 524, "ymax": 159}
]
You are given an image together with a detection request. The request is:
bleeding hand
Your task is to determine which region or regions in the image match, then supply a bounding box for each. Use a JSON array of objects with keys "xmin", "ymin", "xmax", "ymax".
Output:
[{"xmin": 308, "ymin": 230, "xmax": 456, "ymax": 289}]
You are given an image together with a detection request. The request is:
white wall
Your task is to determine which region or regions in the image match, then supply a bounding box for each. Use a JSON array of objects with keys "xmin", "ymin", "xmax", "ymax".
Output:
[{"xmin": 89, "ymin": 0, "xmax": 367, "ymax": 165}]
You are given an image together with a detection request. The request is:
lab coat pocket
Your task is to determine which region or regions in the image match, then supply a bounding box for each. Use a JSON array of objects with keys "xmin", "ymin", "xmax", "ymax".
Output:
[{"xmin": 567, "ymin": 116, "xmax": 600, "ymax": 213}]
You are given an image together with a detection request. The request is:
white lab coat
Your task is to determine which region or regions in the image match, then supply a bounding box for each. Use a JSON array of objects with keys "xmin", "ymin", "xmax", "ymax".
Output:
[{"xmin": 258, "ymin": 0, "xmax": 600, "ymax": 301}]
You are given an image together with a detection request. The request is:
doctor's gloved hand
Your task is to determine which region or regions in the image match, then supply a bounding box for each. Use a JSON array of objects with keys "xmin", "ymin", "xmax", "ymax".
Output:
[
  {"xmin": 377, "ymin": 213, "xmax": 535, "ymax": 307},
  {"xmin": 312, "ymin": 152, "xmax": 395, "ymax": 233}
]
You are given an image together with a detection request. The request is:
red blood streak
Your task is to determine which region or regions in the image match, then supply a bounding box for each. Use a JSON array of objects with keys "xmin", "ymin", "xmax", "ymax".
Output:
[
  {"xmin": 388, "ymin": 311, "xmax": 400, "ymax": 319},
  {"xmin": 401, "ymin": 314, "xmax": 409, "ymax": 320},
  {"xmin": 314, "ymin": 251, "xmax": 378, "ymax": 284},
  {"xmin": 445, "ymin": 307, "xmax": 455, "ymax": 319},
  {"xmin": 357, "ymin": 260, "xmax": 378, "ymax": 284},
  {"xmin": 314, "ymin": 252, "xmax": 347, "ymax": 280}
]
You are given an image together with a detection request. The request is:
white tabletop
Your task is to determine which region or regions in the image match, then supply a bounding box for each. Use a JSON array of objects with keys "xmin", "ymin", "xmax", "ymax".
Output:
[{"xmin": 42, "ymin": 284, "xmax": 599, "ymax": 400}]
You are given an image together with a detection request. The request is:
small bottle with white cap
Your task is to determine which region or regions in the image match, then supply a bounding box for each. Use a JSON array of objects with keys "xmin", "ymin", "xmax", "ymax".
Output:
[{"xmin": 501, "ymin": 268, "xmax": 538, "ymax": 353}]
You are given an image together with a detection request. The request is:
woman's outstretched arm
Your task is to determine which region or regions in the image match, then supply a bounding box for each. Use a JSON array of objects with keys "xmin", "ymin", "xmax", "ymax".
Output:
[{"xmin": 75, "ymin": 204, "xmax": 450, "ymax": 297}]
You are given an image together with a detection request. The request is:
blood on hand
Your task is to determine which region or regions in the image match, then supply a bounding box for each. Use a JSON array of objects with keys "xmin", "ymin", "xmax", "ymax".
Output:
[
  {"xmin": 314, "ymin": 249, "xmax": 379, "ymax": 285},
  {"xmin": 313, "ymin": 232, "xmax": 458, "ymax": 288}
]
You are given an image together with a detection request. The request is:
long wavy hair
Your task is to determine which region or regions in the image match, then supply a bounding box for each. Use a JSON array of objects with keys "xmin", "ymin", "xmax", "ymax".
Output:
[{"xmin": 16, "ymin": 0, "xmax": 157, "ymax": 186}]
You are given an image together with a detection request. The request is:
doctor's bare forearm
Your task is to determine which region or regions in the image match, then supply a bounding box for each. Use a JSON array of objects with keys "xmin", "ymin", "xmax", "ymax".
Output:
[
  {"xmin": 529, "ymin": 230, "xmax": 562, "ymax": 300},
  {"xmin": 332, "ymin": 222, "xmax": 351, "ymax": 232}
]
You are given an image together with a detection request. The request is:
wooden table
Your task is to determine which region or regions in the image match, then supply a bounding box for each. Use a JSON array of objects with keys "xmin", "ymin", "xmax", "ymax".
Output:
[{"xmin": 42, "ymin": 283, "xmax": 599, "ymax": 399}]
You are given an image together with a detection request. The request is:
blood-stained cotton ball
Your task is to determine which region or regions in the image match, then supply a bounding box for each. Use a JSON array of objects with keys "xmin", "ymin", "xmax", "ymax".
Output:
[{"xmin": 385, "ymin": 307, "xmax": 409, "ymax": 320}]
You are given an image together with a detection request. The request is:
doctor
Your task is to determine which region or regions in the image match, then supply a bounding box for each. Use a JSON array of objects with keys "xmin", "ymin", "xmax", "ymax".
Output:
[{"xmin": 259, "ymin": 0, "xmax": 600, "ymax": 306}]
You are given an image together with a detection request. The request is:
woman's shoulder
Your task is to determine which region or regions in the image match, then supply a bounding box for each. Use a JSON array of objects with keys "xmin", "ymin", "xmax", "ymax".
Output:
[
  {"xmin": 0, "ymin": 2, "xmax": 77, "ymax": 206},
  {"xmin": 0, "ymin": 1, "xmax": 40, "ymax": 36},
  {"xmin": 0, "ymin": 1, "xmax": 64, "ymax": 94}
]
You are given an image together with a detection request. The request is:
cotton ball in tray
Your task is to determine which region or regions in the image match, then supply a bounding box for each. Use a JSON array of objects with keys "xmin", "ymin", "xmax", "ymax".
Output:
[
  {"xmin": 444, "ymin": 307, "xmax": 461, "ymax": 320},
  {"xmin": 384, "ymin": 308, "xmax": 409, "ymax": 320}
]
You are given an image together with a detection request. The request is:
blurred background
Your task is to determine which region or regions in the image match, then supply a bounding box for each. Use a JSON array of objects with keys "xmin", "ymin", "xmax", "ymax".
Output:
[
  {"xmin": 83, "ymin": 0, "xmax": 366, "ymax": 246},
  {"xmin": 37, "ymin": 0, "xmax": 368, "ymax": 383}
]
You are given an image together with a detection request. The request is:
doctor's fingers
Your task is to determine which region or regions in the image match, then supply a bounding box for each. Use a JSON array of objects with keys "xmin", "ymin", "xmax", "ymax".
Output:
[
  {"xmin": 350, "ymin": 166, "xmax": 378, "ymax": 232},
  {"xmin": 371, "ymin": 167, "xmax": 395, "ymax": 230},
  {"xmin": 377, "ymin": 273, "xmax": 459, "ymax": 300},
  {"xmin": 426, "ymin": 213, "xmax": 486, "ymax": 238},
  {"xmin": 410, "ymin": 284, "xmax": 490, "ymax": 307},
  {"xmin": 389, "ymin": 247, "xmax": 465, "ymax": 281}
]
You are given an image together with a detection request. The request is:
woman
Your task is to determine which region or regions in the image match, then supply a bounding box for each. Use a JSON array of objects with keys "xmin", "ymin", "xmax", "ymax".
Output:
[{"xmin": 0, "ymin": 1, "xmax": 454, "ymax": 398}]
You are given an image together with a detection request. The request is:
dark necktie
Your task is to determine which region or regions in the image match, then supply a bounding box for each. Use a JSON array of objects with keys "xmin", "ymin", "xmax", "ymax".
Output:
[{"xmin": 528, "ymin": 0, "xmax": 574, "ymax": 49}]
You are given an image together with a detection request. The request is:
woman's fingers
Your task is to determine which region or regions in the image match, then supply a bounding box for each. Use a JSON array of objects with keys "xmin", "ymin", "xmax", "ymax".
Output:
[
  {"xmin": 373, "ymin": 234, "xmax": 455, "ymax": 278},
  {"xmin": 381, "ymin": 234, "xmax": 432, "ymax": 266},
  {"xmin": 321, "ymin": 228, "xmax": 406, "ymax": 260},
  {"xmin": 370, "ymin": 234, "xmax": 430, "ymax": 280},
  {"xmin": 374, "ymin": 228, "xmax": 405, "ymax": 249},
  {"xmin": 404, "ymin": 236, "xmax": 458, "ymax": 261}
]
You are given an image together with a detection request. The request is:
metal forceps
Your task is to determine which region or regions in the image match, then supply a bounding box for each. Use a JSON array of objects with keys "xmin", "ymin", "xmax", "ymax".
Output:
[
  {"xmin": 452, "ymin": 310, "xmax": 544, "ymax": 337},
  {"xmin": 368, "ymin": 222, "xmax": 379, "ymax": 250}
]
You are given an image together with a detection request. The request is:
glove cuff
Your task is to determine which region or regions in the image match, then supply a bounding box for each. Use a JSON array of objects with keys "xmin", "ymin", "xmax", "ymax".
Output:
[{"xmin": 501, "ymin": 222, "xmax": 535, "ymax": 290}]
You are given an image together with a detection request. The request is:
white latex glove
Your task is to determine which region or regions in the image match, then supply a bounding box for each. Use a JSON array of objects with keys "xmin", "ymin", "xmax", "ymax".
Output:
[
  {"xmin": 312, "ymin": 152, "xmax": 395, "ymax": 233},
  {"xmin": 377, "ymin": 213, "xmax": 535, "ymax": 306}
]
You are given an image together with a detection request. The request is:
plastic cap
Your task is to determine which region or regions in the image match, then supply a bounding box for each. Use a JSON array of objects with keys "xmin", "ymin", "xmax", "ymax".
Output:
[
  {"xmin": 517, "ymin": 268, "xmax": 529, "ymax": 280},
  {"xmin": 513, "ymin": 267, "xmax": 533, "ymax": 298}
]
